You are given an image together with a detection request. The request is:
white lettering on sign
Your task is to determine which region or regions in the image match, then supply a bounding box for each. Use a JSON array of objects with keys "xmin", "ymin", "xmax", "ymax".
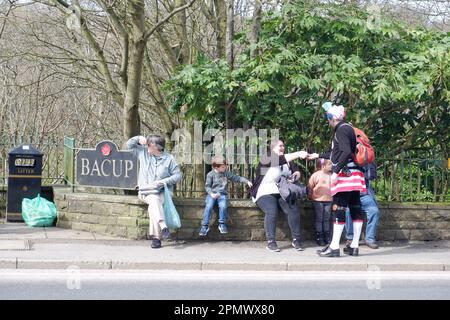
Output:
[
  {"xmin": 101, "ymin": 159, "xmax": 111, "ymax": 177},
  {"xmin": 81, "ymin": 158, "xmax": 90, "ymax": 175},
  {"xmin": 112, "ymin": 160, "xmax": 122, "ymax": 177},
  {"xmin": 80, "ymin": 159, "xmax": 134, "ymax": 178},
  {"xmin": 125, "ymin": 160, "xmax": 133, "ymax": 178},
  {"xmin": 90, "ymin": 161, "xmax": 101, "ymax": 176},
  {"xmin": 23, "ymin": 145, "xmax": 30, "ymax": 150}
]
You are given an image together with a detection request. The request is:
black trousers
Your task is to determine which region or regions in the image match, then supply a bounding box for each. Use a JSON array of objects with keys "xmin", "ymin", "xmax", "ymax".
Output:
[
  {"xmin": 313, "ymin": 201, "xmax": 332, "ymax": 234},
  {"xmin": 256, "ymin": 194, "xmax": 301, "ymax": 242},
  {"xmin": 331, "ymin": 191, "xmax": 364, "ymax": 224}
]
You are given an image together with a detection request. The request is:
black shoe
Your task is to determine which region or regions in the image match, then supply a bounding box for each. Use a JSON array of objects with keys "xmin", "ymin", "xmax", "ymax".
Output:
[
  {"xmin": 346, "ymin": 247, "xmax": 359, "ymax": 256},
  {"xmin": 316, "ymin": 232, "xmax": 326, "ymax": 246},
  {"xmin": 266, "ymin": 241, "xmax": 280, "ymax": 252},
  {"xmin": 161, "ymin": 228, "xmax": 170, "ymax": 240},
  {"xmin": 292, "ymin": 239, "xmax": 305, "ymax": 251},
  {"xmin": 316, "ymin": 244, "xmax": 329, "ymax": 254},
  {"xmin": 343, "ymin": 244, "xmax": 351, "ymax": 254},
  {"xmin": 318, "ymin": 246, "xmax": 340, "ymax": 257},
  {"xmin": 151, "ymin": 239, "xmax": 161, "ymax": 249}
]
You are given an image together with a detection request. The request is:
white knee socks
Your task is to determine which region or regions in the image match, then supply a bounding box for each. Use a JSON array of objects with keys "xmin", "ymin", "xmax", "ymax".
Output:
[
  {"xmin": 329, "ymin": 224, "xmax": 345, "ymax": 250},
  {"xmin": 351, "ymin": 221, "xmax": 363, "ymax": 248}
]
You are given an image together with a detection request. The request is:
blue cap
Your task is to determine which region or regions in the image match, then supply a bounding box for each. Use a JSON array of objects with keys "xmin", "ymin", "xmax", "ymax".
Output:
[{"xmin": 322, "ymin": 102, "xmax": 332, "ymax": 111}]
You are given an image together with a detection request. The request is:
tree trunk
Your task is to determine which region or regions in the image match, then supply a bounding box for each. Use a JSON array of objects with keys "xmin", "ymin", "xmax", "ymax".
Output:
[
  {"xmin": 214, "ymin": 0, "xmax": 227, "ymax": 59},
  {"xmin": 225, "ymin": 0, "xmax": 235, "ymax": 130},
  {"xmin": 174, "ymin": 0, "xmax": 190, "ymax": 64},
  {"xmin": 249, "ymin": 0, "xmax": 262, "ymax": 59},
  {"xmin": 123, "ymin": 0, "xmax": 146, "ymax": 143}
]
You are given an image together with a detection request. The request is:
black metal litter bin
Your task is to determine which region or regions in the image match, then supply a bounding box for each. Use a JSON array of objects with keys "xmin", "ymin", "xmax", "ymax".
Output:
[{"xmin": 6, "ymin": 144, "xmax": 43, "ymax": 222}]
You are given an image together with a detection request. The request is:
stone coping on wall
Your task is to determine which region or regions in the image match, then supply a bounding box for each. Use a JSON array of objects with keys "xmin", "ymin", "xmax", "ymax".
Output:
[{"xmin": 54, "ymin": 189, "xmax": 450, "ymax": 210}]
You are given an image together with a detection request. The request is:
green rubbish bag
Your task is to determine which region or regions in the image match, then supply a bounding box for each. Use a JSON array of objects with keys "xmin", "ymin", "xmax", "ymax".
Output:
[{"xmin": 22, "ymin": 194, "xmax": 57, "ymax": 227}]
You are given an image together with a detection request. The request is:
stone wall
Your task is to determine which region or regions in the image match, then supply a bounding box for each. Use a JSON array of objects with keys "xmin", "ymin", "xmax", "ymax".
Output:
[{"xmin": 53, "ymin": 188, "xmax": 450, "ymax": 241}]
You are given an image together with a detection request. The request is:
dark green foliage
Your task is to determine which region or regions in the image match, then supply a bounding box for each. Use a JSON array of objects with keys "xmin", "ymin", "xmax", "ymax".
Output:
[{"xmin": 166, "ymin": 0, "xmax": 449, "ymax": 157}]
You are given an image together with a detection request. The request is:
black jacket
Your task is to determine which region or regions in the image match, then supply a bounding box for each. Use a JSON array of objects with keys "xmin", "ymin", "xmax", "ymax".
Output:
[
  {"xmin": 249, "ymin": 154, "xmax": 300, "ymax": 199},
  {"xmin": 277, "ymin": 175, "xmax": 308, "ymax": 204},
  {"xmin": 320, "ymin": 121, "xmax": 357, "ymax": 174}
]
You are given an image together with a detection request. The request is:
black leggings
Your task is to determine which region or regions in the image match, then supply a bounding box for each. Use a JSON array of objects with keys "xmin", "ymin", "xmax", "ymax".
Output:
[
  {"xmin": 313, "ymin": 201, "xmax": 331, "ymax": 233},
  {"xmin": 256, "ymin": 194, "xmax": 301, "ymax": 241},
  {"xmin": 331, "ymin": 191, "xmax": 364, "ymax": 224}
]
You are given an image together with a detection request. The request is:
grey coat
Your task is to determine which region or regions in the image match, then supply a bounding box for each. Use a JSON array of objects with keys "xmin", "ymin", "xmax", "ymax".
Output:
[{"xmin": 126, "ymin": 136, "xmax": 182, "ymax": 193}]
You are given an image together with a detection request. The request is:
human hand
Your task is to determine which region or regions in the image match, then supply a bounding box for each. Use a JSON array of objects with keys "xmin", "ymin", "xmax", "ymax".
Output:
[
  {"xmin": 298, "ymin": 151, "xmax": 308, "ymax": 159},
  {"xmin": 211, "ymin": 193, "xmax": 220, "ymax": 199},
  {"xmin": 331, "ymin": 172, "xmax": 338, "ymax": 184},
  {"xmin": 247, "ymin": 181, "xmax": 253, "ymax": 188},
  {"xmin": 155, "ymin": 180, "xmax": 164, "ymax": 188},
  {"xmin": 288, "ymin": 172, "xmax": 301, "ymax": 182},
  {"xmin": 139, "ymin": 136, "xmax": 147, "ymax": 145},
  {"xmin": 307, "ymin": 153, "xmax": 319, "ymax": 160}
]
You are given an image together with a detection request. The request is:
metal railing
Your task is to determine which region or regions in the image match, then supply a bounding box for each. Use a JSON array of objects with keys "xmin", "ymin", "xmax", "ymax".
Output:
[
  {"xmin": 0, "ymin": 136, "xmax": 66, "ymax": 188},
  {"xmin": 1, "ymin": 136, "xmax": 448, "ymax": 203},
  {"xmin": 171, "ymin": 154, "xmax": 449, "ymax": 202}
]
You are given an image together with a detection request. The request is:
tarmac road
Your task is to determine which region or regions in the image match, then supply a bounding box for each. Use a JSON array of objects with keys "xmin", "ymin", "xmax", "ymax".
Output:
[{"xmin": 0, "ymin": 270, "xmax": 449, "ymax": 300}]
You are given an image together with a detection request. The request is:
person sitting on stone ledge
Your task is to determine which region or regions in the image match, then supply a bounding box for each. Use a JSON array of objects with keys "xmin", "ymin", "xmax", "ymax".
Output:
[
  {"xmin": 127, "ymin": 134, "xmax": 182, "ymax": 249},
  {"xmin": 199, "ymin": 155, "xmax": 253, "ymax": 237},
  {"xmin": 249, "ymin": 139, "xmax": 308, "ymax": 253}
]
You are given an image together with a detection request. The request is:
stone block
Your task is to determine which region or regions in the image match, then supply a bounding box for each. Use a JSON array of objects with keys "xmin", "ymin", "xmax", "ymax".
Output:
[
  {"xmin": 378, "ymin": 230, "xmax": 396, "ymax": 241},
  {"xmin": 396, "ymin": 221, "xmax": 432, "ymax": 229},
  {"xmin": 389, "ymin": 203, "xmax": 428, "ymax": 209},
  {"xmin": 232, "ymin": 209, "xmax": 263, "ymax": 219},
  {"xmin": 126, "ymin": 227, "xmax": 147, "ymax": 240},
  {"xmin": 410, "ymin": 229, "xmax": 441, "ymax": 241},
  {"xmin": 56, "ymin": 201, "xmax": 69, "ymax": 211},
  {"xmin": 64, "ymin": 212, "xmax": 83, "ymax": 222},
  {"xmin": 106, "ymin": 225, "xmax": 127, "ymax": 238},
  {"xmin": 427, "ymin": 210, "xmax": 450, "ymax": 221},
  {"xmin": 439, "ymin": 229, "xmax": 450, "ymax": 240},
  {"xmin": 137, "ymin": 219, "xmax": 150, "ymax": 227},
  {"xmin": 388, "ymin": 209, "xmax": 427, "ymax": 221},
  {"xmin": 98, "ymin": 216, "xmax": 118, "ymax": 226},
  {"xmin": 110, "ymin": 203, "xmax": 130, "ymax": 215},
  {"xmin": 129, "ymin": 206, "xmax": 147, "ymax": 218},
  {"xmin": 91, "ymin": 203, "xmax": 112, "ymax": 215},
  {"xmin": 117, "ymin": 217, "xmax": 138, "ymax": 227},
  {"xmin": 395, "ymin": 229, "xmax": 411, "ymax": 241},
  {"xmin": 176, "ymin": 228, "xmax": 197, "ymax": 240},
  {"xmin": 179, "ymin": 219, "xmax": 201, "ymax": 228},
  {"xmin": 90, "ymin": 224, "xmax": 108, "ymax": 235},
  {"xmin": 179, "ymin": 208, "xmax": 205, "ymax": 220},
  {"xmin": 83, "ymin": 214, "xmax": 101, "ymax": 224},
  {"xmin": 250, "ymin": 229, "xmax": 266, "ymax": 241},
  {"xmin": 56, "ymin": 220, "xmax": 72, "ymax": 229},
  {"xmin": 68, "ymin": 201, "xmax": 92, "ymax": 214},
  {"xmin": 71, "ymin": 222, "xmax": 92, "ymax": 232}
]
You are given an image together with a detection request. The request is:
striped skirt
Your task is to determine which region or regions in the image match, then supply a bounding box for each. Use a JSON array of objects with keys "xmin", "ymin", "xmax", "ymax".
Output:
[{"xmin": 330, "ymin": 169, "xmax": 367, "ymax": 197}]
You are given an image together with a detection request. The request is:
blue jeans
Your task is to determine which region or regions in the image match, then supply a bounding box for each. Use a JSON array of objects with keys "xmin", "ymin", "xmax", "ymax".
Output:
[
  {"xmin": 345, "ymin": 187, "xmax": 380, "ymax": 243},
  {"xmin": 201, "ymin": 194, "xmax": 228, "ymax": 226}
]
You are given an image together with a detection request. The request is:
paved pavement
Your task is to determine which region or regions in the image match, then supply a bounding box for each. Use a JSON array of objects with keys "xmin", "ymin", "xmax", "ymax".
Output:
[{"xmin": 1, "ymin": 222, "xmax": 449, "ymax": 271}]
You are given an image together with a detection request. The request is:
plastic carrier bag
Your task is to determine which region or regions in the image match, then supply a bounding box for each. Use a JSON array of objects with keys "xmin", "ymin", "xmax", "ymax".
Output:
[
  {"xmin": 22, "ymin": 194, "xmax": 57, "ymax": 227},
  {"xmin": 163, "ymin": 184, "xmax": 181, "ymax": 230}
]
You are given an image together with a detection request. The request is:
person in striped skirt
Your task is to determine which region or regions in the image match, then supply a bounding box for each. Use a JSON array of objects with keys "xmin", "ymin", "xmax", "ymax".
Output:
[{"xmin": 308, "ymin": 102, "xmax": 366, "ymax": 257}]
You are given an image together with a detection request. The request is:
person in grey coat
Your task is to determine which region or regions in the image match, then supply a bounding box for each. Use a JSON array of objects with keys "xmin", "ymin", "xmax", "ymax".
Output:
[{"xmin": 127, "ymin": 134, "xmax": 182, "ymax": 249}]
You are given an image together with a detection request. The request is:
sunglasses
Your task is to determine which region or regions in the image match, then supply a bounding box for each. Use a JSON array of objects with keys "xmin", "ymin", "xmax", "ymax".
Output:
[{"xmin": 326, "ymin": 113, "xmax": 334, "ymax": 120}]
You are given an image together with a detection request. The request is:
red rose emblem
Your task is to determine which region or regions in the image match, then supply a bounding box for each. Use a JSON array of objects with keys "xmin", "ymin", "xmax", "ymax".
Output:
[{"xmin": 101, "ymin": 143, "xmax": 111, "ymax": 156}]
